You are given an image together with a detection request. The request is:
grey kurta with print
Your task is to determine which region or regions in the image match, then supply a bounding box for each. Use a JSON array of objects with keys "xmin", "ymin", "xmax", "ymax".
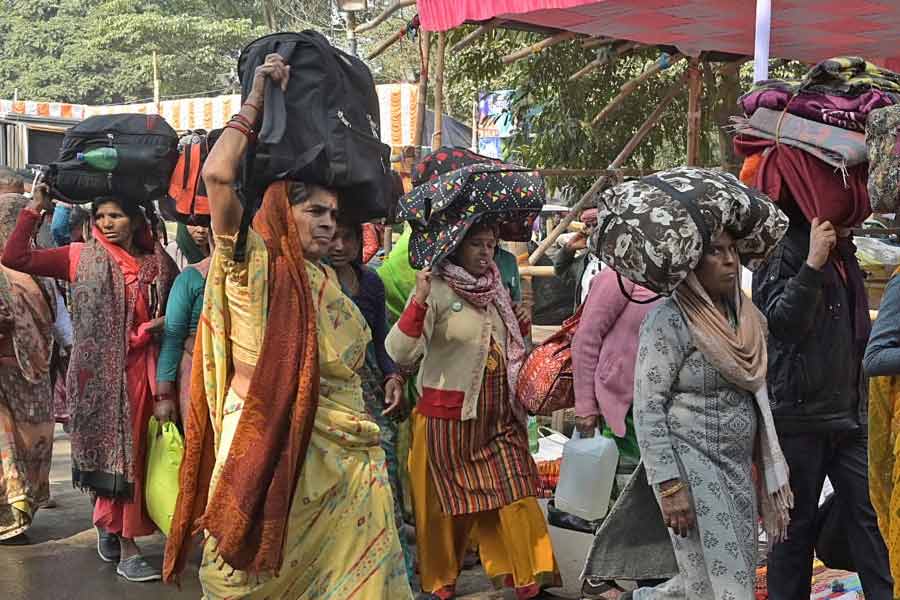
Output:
[{"xmin": 633, "ymin": 299, "xmax": 758, "ymax": 600}]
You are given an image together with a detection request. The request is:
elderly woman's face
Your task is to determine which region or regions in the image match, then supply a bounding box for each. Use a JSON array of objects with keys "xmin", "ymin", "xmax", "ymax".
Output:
[
  {"xmin": 93, "ymin": 200, "xmax": 135, "ymax": 250},
  {"xmin": 696, "ymin": 231, "xmax": 739, "ymax": 301},
  {"xmin": 290, "ymin": 185, "xmax": 339, "ymax": 261},
  {"xmin": 456, "ymin": 226, "xmax": 497, "ymax": 277}
]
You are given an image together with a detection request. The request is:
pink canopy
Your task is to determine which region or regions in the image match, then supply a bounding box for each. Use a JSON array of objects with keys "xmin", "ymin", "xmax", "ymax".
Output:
[{"xmin": 418, "ymin": 0, "xmax": 900, "ymax": 69}]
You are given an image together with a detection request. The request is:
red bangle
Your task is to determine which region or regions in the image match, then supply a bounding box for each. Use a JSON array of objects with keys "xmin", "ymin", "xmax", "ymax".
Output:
[
  {"xmin": 242, "ymin": 101, "xmax": 261, "ymax": 114},
  {"xmin": 230, "ymin": 113, "xmax": 254, "ymax": 129},
  {"xmin": 225, "ymin": 121, "xmax": 257, "ymax": 143}
]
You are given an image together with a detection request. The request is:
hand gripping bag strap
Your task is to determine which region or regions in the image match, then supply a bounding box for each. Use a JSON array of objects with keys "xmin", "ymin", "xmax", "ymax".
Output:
[{"xmin": 257, "ymin": 40, "xmax": 298, "ymax": 144}]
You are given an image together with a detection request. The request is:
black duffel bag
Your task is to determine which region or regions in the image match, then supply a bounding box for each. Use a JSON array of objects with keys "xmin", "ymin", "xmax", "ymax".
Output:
[
  {"xmin": 237, "ymin": 30, "xmax": 392, "ymax": 223},
  {"xmin": 815, "ymin": 492, "xmax": 856, "ymax": 571},
  {"xmin": 49, "ymin": 114, "xmax": 178, "ymax": 205}
]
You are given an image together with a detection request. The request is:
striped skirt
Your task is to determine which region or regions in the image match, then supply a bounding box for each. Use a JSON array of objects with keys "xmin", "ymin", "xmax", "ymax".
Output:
[{"xmin": 426, "ymin": 340, "xmax": 539, "ymax": 516}]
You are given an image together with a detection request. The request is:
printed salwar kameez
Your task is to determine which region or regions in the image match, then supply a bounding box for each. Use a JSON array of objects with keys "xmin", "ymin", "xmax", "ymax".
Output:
[{"xmin": 634, "ymin": 300, "xmax": 759, "ymax": 599}]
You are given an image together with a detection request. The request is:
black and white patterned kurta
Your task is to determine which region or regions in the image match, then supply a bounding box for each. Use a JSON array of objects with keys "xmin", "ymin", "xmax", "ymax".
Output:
[{"xmin": 634, "ymin": 299, "xmax": 758, "ymax": 600}]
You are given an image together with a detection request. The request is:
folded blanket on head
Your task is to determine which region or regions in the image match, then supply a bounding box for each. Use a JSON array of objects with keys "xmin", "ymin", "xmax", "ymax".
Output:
[
  {"xmin": 749, "ymin": 57, "xmax": 900, "ymax": 100},
  {"xmin": 731, "ymin": 108, "xmax": 868, "ymax": 173},
  {"xmin": 734, "ymin": 136, "xmax": 871, "ymax": 228},
  {"xmin": 739, "ymin": 87, "xmax": 894, "ymax": 132}
]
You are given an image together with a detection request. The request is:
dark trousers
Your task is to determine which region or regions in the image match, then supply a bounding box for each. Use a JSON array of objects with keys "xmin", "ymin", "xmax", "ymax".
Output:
[{"xmin": 766, "ymin": 429, "xmax": 893, "ymax": 600}]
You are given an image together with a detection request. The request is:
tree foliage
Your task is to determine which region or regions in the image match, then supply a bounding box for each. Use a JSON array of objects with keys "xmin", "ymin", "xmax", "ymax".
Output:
[
  {"xmin": 443, "ymin": 26, "xmax": 808, "ymax": 199},
  {"xmin": 0, "ymin": 0, "xmax": 263, "ymax": 104}
]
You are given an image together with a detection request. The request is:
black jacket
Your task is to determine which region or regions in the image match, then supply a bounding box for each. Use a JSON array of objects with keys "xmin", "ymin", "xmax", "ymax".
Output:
[{"xmin": 752, "ymin": 222, "xmax": 866, "ymax": 433}]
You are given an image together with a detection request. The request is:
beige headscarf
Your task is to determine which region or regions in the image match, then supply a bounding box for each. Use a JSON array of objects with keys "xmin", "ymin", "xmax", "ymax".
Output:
[{"xmin": 673, "ymin": 272, "xmax": 794, "ymax": 544}]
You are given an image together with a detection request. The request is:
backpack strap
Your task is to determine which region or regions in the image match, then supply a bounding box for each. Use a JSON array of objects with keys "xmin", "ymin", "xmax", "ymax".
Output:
[{"xmin": 258, "ymin": 40, "xmax": 298, "ymax": 145}]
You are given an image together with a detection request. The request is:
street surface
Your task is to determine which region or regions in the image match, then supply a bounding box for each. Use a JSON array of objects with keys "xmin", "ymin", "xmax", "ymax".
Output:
[{"xmin": 0, "ymin": 426, "xmax": 528, "ymax": 600}]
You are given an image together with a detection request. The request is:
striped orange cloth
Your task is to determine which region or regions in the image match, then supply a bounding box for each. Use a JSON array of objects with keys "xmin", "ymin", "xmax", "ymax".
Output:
[{"xmin": 426, "ymin": 340, "xmax": 539, "ymax": 515}]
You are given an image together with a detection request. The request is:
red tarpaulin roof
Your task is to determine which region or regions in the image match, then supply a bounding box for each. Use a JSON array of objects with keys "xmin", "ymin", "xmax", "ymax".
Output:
[{"xmin": 418, "ymin": 0, "xmax": 900, "ymax": 68}]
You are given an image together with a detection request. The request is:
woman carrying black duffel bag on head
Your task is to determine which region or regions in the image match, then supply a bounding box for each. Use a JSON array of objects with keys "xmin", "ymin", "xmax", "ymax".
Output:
[{"xmin": 162, "ymin": 53, "xmax": 413, "ymax": 600}]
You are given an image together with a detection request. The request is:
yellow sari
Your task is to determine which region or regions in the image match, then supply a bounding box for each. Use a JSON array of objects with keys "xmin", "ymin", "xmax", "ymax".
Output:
[
  {"xmin": 197, "ymin": 230, "xmax": 411, "ymax": 599},
  {"xmin": 869, "ymin": 373, "xmax": 900, "ymax": 599}
]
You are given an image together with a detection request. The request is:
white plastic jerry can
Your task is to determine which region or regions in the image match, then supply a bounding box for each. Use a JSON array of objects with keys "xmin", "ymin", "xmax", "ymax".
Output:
[{"xmin": 554, "ymin": 429, "xmax": 619, "ymax": 522}]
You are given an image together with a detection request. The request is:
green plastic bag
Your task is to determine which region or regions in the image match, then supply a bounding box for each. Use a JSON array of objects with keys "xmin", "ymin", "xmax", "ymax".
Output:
[{"xmin": 145, "ymin": 416, "xmax": 184, "ymax": 536}]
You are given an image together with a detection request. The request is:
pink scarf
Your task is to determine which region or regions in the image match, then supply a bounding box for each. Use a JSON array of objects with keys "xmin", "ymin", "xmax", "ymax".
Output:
[{"xmin": 434, "ymin": 261, "xmax": 527, "ymax": 418}]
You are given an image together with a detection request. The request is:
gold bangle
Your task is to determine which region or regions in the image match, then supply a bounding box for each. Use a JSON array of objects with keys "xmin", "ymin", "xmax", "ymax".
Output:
[{"xmin": 659, "ymin": 481, "xmax": 685, "ymax": 498}]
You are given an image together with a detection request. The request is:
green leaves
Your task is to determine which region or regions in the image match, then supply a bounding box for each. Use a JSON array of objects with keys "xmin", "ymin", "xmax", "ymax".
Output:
[
  {"xmin": 443, "ymin": 26, "xmax": 803, "ymax": 199},
  {"xmin": 0, "ymin": 0, "xmax": 263, "ymax": 104}
]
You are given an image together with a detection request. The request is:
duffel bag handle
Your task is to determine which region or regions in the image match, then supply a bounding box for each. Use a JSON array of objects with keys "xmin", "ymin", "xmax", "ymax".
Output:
[
  {"xmin": 642, "ymin": 175, "xmax": 711, "ymax": 250},
  {"xmin": 593, "ymin": 214, "xmax": 663, "ymax": 305},
  {"xmin": 258, "ymin": 40, "xmax": 298, "ymax": 145},
  {"xmin": 616, "ymin": 272, "xmax": 661, "ymax": 305}
]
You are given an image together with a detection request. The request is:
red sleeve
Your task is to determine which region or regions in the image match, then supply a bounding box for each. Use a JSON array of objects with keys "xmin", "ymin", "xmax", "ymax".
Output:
[
  {"xmin": 397, "ymin": 297, "xmax": 428, "ymax": 338},
  {"xmin": 1, "ymin": 208, "xmax": 72, "ymax": 281}
]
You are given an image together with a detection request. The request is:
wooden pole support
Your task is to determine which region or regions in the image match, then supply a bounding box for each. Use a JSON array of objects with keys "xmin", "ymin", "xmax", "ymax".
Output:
[
  {"xmin": 412, "ymin": 31, "xmax": 431, "ymax": 153},
  {"xmin": 518, "ymin": 265, "xmax": 556, "ymax": 277},
  {"xmin": 383, "ymin": 225, "xmax": 393, "ymax": 255},
  {"xmin": 432, "ymin": 32, "xmax": 446, "ymax": 149},
  {"xmin": 686, "ymin": 58, "xmax": 703, "ymax": 166},
  {"xmin": 367, "ymin": 28, "xmax": 406, "ymax": 60},
  {"xmin": 591, "ymin": 53, "xmax": 685, "ymax": 126},
  {"xmin": 501, "ymin": 31, "xmax": 578, "ymax": 65},
  {"xmin": 567, "ymin": 41, "xmax": 639, "ymax": 82},
  {"xmin": 536, "ymin": 167, "xmax": 652, "ymax": 178},
  {"xmin": 450, "ymin": 21, "xmax": 499, "ymax": 53},
  {"xmin": 354, "ymin": 0, "xmax": 415, "ymax": 34},
  {"xmin": 582, "ymin": 37, "xmax": 616, "ymax": 50},
  {"xmin": 528, "ymin": 73, "xmax": 687, "ymax": 265}
]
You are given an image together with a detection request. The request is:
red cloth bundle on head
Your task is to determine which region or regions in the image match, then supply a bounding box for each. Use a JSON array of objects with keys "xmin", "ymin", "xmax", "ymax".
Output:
[{"xmin": 733, "ymin": 135, "xmax": 871, "ymax": 228}]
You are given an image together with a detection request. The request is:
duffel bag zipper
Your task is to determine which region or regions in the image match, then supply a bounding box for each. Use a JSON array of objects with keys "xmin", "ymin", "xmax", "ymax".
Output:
[
  {"xmin": 365, "ymin": 113, "xmax": 388, "ymax": 174},
  {"xmin": 337, "ymin": 109, "xmax": 388, "ymax": 175}
]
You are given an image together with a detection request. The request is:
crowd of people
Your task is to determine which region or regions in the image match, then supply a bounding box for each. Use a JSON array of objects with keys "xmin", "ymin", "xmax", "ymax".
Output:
[{"xmin": 0, "ymin": 50, "xmax": 899, "ymax": 600}]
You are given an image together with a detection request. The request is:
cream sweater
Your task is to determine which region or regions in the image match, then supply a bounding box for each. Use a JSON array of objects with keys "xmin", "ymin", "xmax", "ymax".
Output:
[{"xmin": 385, "ymin": 277, "xmax": 511, "ymax": 421}]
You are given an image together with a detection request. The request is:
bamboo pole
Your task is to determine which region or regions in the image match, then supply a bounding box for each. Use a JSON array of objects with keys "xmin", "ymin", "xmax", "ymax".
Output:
[
  {"xmin": 686, "ymin": 58, "xmax": 703, "ymax": 166},
  {"xmin": 152, "ymin": 51, "xmax": 161, "ymax": 114},
  {"xmin": 412, "ymin": 31, "xmax": 431, "ymax": 153},
  {"xmin": 518, "ymin": 265, "xmax": 556, "ymax": 277},
  {"xmin": 451, "ymin": 21, "xmax": 499, "ymax": 53},
  {"xmin": 582, "ymin": 37, "xmax": 616, "ymax": 50},
  {"xmin": 501, "ymin": 31, "xmax": 578, "ymax": 65},
  {"xmin": 367, "ymin": 27, "xmax": 406, "ymax": 60},
  {"xmin": 383, "ymin": 225, "xmax": 393, "ymax": 254},
  {"xmin": 591, "ymin": 53, "xmax": 685, "ymax": 126},
  {"xmin": 536, "ymin": 168, "xmax": 651, "ymax": 178},
  {"xmin": 528, "ymin": 73, "xmax": 687, "ymax": 265},
  {"xmin": 354, "ymin": 0, "xmax": 415, "ymax": 34},
  {"xmin": 432, "ymin": 32, "xmax": 446, "ymax": 149},
  {"xmin": 567, "ymin": 41, "xmax": 639, "ymax": 82}
]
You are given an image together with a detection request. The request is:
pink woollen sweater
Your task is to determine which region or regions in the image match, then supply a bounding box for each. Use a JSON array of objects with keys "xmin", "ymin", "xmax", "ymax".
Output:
[{"xmin": 572, "ymin": 268, "xmax": 661, "ymax": 437}]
